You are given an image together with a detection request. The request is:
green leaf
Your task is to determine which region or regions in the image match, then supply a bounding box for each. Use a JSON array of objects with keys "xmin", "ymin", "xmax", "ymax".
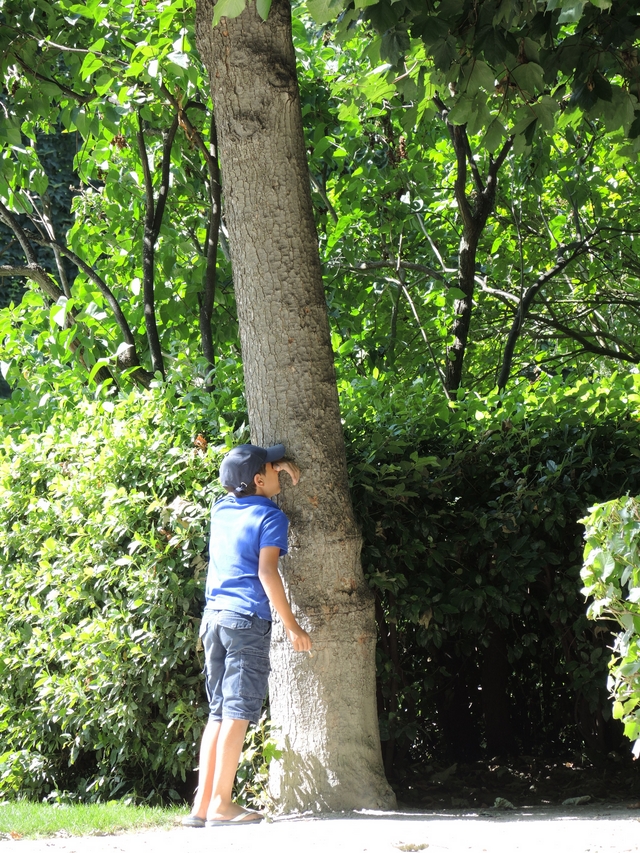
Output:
[
  {"xmin": 510, "ymin": 62, "xmax": 545, "ymax": 98},
  {"xmin": 0, "ymin": 117, "xmax": 22, "ymax": 147},
  {"xmin": 446, "ymin": 96, "xmax": 473, "ymax": 126},
  {"xmin": 255, "ymin": 0, "xmax": 272, "ymax": 19},
  {"xmin": 531, "ymin": 96, "xmax": 559, "ymax": 131},
  {"xmin": 79, "ymin": 52, "xmax": 104, "ymax": 80},
  {"xmin": 432, "ymin": 36, "xmax": 457, "ymax": 72},
  {"xmin": 592, "ymin": 71, "xmax": 613, "ymax": 103},
  {"xmin": 306, "ymin": 0, "xmax": 342, "ymax": 22},
  {"xmin": 213, "ymin": 0, "xmax": 247, "ymax": 26},
  {"xmin": 465, "ymin": 60, "xmax": 495, "ymax": 96},
  {"xmin": 482, "ymin": 118, "xmax": 506, "ymax": 153},
  {"xmin": 557, "ymin": 0, "xmax": 587, "ymax": 23}
]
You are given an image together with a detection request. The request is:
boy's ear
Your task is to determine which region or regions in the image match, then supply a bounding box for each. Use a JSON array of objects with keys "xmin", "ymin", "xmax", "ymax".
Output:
[{"xmin": 253, "ymin": 470, "xmax": 264, "ymax": 486}]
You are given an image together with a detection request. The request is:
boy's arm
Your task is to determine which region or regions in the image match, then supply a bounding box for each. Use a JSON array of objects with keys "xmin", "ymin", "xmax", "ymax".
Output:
[{"xmin": 258, "ymin": 546, "xmax": 312, "ymax": 652}]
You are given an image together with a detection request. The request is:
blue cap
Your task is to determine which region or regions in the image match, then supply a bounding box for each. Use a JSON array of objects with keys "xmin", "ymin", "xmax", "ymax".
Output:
[{"xmin": 219, "ymin": 443, "xmax": 286, "ymax": 492}]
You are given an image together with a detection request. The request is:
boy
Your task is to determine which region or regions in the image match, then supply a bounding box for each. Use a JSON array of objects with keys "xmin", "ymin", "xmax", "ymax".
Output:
[{"xmin": 183, "ymin": 443, "xmax": 312, "ymax": 828}]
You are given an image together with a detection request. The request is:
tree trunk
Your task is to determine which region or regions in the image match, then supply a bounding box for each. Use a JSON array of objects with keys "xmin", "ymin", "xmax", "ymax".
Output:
[
  {"xmin": 195, "ymin": 0, "xmax": 395, "ymax": 812},
  {"xmin": 480, "ymin": 628, "xmax": 515, "ymax": 757},
  {"xmin": 444, "ymin": 223, "xmax": 480, "ymax": 393}
]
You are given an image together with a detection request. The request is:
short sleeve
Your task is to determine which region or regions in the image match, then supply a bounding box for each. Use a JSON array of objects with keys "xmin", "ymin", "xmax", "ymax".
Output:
[{"xmin": 259, "ymin": 507, "xmax": 289, "ymax": 554}]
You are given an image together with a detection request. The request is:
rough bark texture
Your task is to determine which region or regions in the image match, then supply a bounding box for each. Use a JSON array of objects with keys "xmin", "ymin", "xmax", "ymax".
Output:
[{"xmin": 195, "ymin": 0, "xmax": 395, "ymax": 813}]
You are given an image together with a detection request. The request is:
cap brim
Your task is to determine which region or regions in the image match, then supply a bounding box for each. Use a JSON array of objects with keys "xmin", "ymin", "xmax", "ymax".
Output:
[{"xmin": 264, "ymin": 444, "xmax": 285, "ymax": 462}]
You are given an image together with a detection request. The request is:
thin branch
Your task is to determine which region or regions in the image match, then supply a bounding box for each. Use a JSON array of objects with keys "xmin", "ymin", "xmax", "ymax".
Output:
[
  {"xmin": 0, "ymin": 199, "xmax": 39, "ymax": 265},
  {"xmin": 199, "ymin": 111, "xmax": 221, "ymax": 375},
  {"xmin": 401, "ymin": 282, "xmax": 451, "ymax": 401},
  {"xmin": 480, "ymin": 283, "xmax": 520, "ymax": 304},
  {"xmin": 136, "ymin": 112, "xmax": 164, "ymax": 377},
  {"xmin": 489, "ymin": 136, "xmax": 514, "ymax": 179},
  {"xmin": 346, "ymin": 260, "xmax": 446, "ymax": 281},
  {"xmin": 30, "ymin": 235, "xmax": 137, "ymax": 347},
  {"xmin": 451, "ymin": 124, "xmax": 473, "ymax": 229},
  {"xmin": 38, "ymin": 39, "xmax": 123, "ymax": 61},
  {"xmin": 152, "ymin": 113, "xmax": 180, "ymax": 238},
  {"xmin": 137, "ymin": 113, "xmax": 155, "ymax": 221},
  {"xmin": 0, "ymin": 262, "xmax": 63, "ymax": 302},
  {"xmin": 496, "ymin": 239, "xmax": 593, "ymax": 390},
  {"xmin": 309, "ymin": 172, "xmax": 338, "ymax": 223},
  {"xmin": 414, "ymin": 215, "xmax": 454, "ymax": 274},
  {"xmin": 528, "ymin": 312, "xmax": 640, "ymax": 363},
  {"xmin": 11, "ymin": 52, "xmax": 93, "ymax": 104},
  {"xmin": 461, "ymin": 128, "xmax": 485, "ymax": 193}
]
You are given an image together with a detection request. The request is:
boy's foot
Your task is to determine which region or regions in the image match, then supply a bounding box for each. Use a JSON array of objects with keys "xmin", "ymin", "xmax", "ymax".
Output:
[
  {"xmin": 205, "ymin": 808, "xmax": 263, "ymax": 827},
  {"xmin": 182, "ymin": 814, "xmax": 206, "ymax": 828}
]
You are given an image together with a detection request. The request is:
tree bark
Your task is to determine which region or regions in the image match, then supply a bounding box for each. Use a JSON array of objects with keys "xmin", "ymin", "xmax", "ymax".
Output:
[
  {"xmin": 480, "ymin": 627, "xmax": 515, "ymax": 757},
  {"xmin": 195, "ymin": 0, "xmax": 395, "ymax": 812}
]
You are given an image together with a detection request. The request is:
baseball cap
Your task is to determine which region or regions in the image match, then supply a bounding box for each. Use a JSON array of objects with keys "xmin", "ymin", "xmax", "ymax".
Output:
[{"xmin": 219, "ymin": 443, "xmax": 286, "ymax": 491}]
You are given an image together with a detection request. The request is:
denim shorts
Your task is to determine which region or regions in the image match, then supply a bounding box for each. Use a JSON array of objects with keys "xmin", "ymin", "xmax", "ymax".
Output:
[{"xmin": 199, "ymin": 608, "xmax": 272, "ymax": 724}]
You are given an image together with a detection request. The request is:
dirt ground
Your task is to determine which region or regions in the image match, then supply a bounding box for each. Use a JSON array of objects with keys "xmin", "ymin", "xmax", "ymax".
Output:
[
  {"xmin": 392, "ymin": 755, "xmax": 640, "ymax": 810},
  {"xmin": 4, "ymin": 805, "xmax": 640, "ymax": 853},
  {"xmin": 5, "ymin": 759, "xmax": 640, "ymax": 853}
]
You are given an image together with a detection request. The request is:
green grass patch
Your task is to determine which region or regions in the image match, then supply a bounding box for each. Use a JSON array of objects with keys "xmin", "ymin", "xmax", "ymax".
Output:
[{"xmin": 0, "ymin": 801, "xmax": 186, "ymax": 840}]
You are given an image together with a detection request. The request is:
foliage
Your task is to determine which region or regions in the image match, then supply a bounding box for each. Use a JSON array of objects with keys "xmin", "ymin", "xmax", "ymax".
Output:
[
  {"xmin": 0, "ymin": 383, "xmax": 245, "ymax": 802},
  {"xmin": 296, "ymin": 13, "xmax": 640, "ymax": 396},
  {"xmin": 345, "ymin": 372, "xmax": 640, "ymax": 765},
  {"xmin": 581, "ymin": 497, "xmax": 640, "ymax": 759},
  {"xmin": 4, "ymin": 1, "xmax": 640, "ymax": 401},
  {"xmin": 234, "ymin": 711, "xmax": 283, "ymax": 811},
  {"xmin": 342, "ymin": 0, "xmax": 640, "ymax": 152},
  {"xmin": 0, "ymin": 0, "xmax": 234, "ymax": 385},
  {"xmin": 2, "ymin": 355, "xmax": 640, "ymax": 798},
  {"xmin": 0, "ymin": 131, "xmax": 76, "ymax": 311}
]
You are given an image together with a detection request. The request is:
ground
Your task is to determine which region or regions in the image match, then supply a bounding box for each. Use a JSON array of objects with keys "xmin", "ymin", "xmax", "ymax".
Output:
[
  {"xmin": 393, "ymin": 756, "xmax": 640, "ymax": 810},
  {"xmin": 4, "ymin": 806, "xmax": 640, "ymax": 853}
]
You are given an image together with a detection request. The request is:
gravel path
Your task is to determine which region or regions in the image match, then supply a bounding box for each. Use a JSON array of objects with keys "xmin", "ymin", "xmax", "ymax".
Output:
[{"xmin": 4, "ymin": 806, "xmax": 640, "ymax": 853}]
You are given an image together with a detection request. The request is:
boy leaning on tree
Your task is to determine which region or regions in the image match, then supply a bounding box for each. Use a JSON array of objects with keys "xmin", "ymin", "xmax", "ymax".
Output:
[{"xmin": 183, "ymin": 443, "xmax": 312, "ymax": 827}]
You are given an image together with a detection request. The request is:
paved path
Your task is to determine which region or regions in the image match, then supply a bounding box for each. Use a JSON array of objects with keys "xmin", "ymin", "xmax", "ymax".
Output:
[{"xmin": 5, "ymin": 807, "xmax": 640, "ymax": 853}]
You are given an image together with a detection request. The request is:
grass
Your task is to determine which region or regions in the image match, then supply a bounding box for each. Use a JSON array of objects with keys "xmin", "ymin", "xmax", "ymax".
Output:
[{"xmin": 0, "ymin": 800, "xmax": 187, "ymax": 840}]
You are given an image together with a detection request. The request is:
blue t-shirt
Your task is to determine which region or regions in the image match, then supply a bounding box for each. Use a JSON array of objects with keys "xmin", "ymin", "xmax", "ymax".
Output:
[{"xmin": 205, "ymin": 494, "xmax": 289, "ymax": 620}]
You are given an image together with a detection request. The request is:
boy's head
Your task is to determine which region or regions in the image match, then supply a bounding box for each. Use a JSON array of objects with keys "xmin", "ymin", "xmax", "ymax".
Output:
[{"xmin": 220, "ymin": 443, "xmax": 286, "ymax": 497}]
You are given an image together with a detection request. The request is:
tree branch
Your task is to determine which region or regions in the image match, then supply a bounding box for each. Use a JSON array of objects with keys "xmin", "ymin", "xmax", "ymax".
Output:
[
  {"xmin": 199, "ymin": 111, "xmax": 221, "ymax": 376},
  {"xmin": 309, "ymin": 172, "xmax": 338, "ymax": 223},
  {"xmin": 461, "ymin": 127, "xmax": 485, "ymax": 193},
  {"xmin": 528, "ymin": 312, "xmax": 640, "ymax": 364},
  {"xmin": 136, "ymin": 112, "xmax": 164, "ymax": 378},
  {"xmin": 496, "ymin": 238, "xmax": 595, "ymax": 389},
  {"xmin": 400, "ymin": 282, "xmax": 451, "ymax": 401},
  {"xmin": 0, "ymin": 199, "xmax": 39, "ymax": 266},
  {"xmin": 345, "ymin": 260, "xmax": 446, "ymax": 281},
  {"xmin": 11, "ymin": 51, "xmax": 93, "ymax": 104},
  {"xmin": 152, "ymin": 113, "xmax": 180, "ymax": 239}
]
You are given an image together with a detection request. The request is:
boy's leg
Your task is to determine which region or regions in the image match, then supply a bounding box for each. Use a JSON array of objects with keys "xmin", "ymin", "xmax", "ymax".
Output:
[
  {"xmin": 188, "ymin": 718, "xmax": 222, "ymax": 820},
  {"xmin": 206, "ymin": 717, "xmax": 250, "ymax": 821},
  {"xmin": 207, "ymin": 719, "xmax": 249, "ymax": 820}
]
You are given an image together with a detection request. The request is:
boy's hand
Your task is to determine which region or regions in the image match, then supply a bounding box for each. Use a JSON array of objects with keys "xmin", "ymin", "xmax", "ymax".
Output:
[
  {"xmin": 273, "ymin": 459, "xmax": 300, "ymax": 486},
  {"xmin": 286, "ymin": 623, "xmax": 312, "ymax": 652}
]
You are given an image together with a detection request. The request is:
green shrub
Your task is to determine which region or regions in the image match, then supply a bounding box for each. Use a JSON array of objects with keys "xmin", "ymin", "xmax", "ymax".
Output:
[
  {"xmin": 346, "ymin": 373, "xmax": 640, "ymax": 765},
  {"xmin": 3, "ymin": 368, "xmax": 640, "ymax": 800},
  {"xmin": 0, "ymin": 386, "xmax": 230, "ymax": 801},
  {"xmin": 581, "ymin": 497, "xmax": 640, "ymax": 758}
]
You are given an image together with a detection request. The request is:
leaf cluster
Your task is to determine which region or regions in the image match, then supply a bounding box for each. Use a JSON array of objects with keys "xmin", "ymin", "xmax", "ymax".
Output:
[
  {"xmin": 581, "ymin": 496, "xmax": 640, "ymax": 758},
  {"xmin": 0, "ymin": 385, "xmax": 239, "ymax": 801},
  {"xmin": 346, "ymin": 373, "xmax": 640, "ymax": 761}
]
